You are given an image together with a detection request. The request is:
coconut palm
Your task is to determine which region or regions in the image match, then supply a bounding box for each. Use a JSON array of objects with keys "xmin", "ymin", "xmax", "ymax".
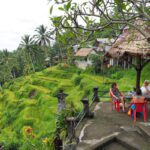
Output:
[
  {"xmin": 2, "ymin": 49, "xmax": 13, "ymax": 80},
  {"xmin": 0, "ymin": 49, "xmax": 19, "ymax": 81},
  {"xmin": 19, "ymin": 35, "xmax": 35, "ymax": 72},
  {"xmin": 34, "ymin": 25, "xmax": 52, "ymax": 46},
  {"xmin": 19, "ymin": 34, "xmax": 34, "ymax": 50},
  {"xmin": 2, "ymin": 49, "xmax": 9, "ymax": 64}
]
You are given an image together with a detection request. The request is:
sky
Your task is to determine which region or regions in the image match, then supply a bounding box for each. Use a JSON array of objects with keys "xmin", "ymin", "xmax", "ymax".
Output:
[{"xmin": 0, "ymin": 0, "xmax": 51, "ymax": 51}]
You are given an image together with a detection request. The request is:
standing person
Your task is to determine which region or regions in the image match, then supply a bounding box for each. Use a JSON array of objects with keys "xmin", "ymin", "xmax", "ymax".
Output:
[
  {"xmin": 141, "ymin": 80, "xmax": 150, "ymax": 96},
  {"xmin": 110, "ymin": 82, "xmax": 125, "ymax": 112}
]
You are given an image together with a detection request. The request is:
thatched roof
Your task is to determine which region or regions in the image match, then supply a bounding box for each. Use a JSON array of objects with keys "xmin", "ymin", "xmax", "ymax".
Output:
[
  {"xmin": 75, "ymin": 48, "xmax": 93, "ymax": 57},
  {"xmin": 106, "ymin": 21, "xmax": 150, "ymax": 58}
]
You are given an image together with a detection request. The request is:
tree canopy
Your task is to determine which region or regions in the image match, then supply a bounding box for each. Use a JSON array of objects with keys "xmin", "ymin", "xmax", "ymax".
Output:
[{"xmin": 49, "ymin": 0, "xmax": 150, "ymax": 42}]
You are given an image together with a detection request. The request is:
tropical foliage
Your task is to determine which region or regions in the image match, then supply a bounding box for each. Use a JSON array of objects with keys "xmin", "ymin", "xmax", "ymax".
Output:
[
  {"xmin": 49, "ymin": 0, "xmax": 150, "ymax": 42},
  {"xmin": 0, "ymin": 25, "xmax": 65, "ymax": 85}
]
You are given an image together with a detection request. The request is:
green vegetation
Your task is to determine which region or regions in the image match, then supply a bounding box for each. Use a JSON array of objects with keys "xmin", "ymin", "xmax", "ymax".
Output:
[
  {"xmin": 0, "ymin": 65, "xmax": 104, "ymax": 149},
  {"xmin": 0, "ymin": 1, "xmax": 149, "ymax": 149},
  {"xmin": 50, "ymin": 0, "xmax": 149, "ymax": 42},
  {"xmin": 0, "ymin": 64, "xmax": 149, "ymax": 149}
]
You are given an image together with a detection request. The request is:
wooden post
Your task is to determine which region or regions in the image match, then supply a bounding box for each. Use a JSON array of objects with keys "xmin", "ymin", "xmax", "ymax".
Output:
[
  {"xmin": 135, "ymin": 56, "xmax": 142, "ymax": 94},
  {"xmin": 81, "ymin": 98, "xmax": 94, "ymax": 118},
  {"xmin": 93, "ymin": 87, "xmax": 100, "ymax": 102},
  {"xmin": 66, "ymin": 117, "xmax": 78, "ymax": 143},
  {"xmin": 81, "ymin": 98, "xmax": 89, "ymax": 117},
  {"xmin": 136, "ymin": 68, "xmax": 142, "ymax": 93},
  {"xmin": 53, "ymin": 128, "xmax": 63, "ymax": 150}
]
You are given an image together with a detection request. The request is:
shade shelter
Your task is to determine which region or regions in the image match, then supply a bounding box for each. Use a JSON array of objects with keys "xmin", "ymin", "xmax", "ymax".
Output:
[{"xmin": 106, "ymin": 20, "xmax": 150, "ymax": 93}]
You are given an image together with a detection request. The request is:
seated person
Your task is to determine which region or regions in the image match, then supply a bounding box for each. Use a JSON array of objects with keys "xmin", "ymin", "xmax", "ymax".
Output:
[
  {"xmin": 129, "ymin": 89, "xmax": 147, "ymax": 120},
  {"xmin": 131, "ymin": 89, "xmax": 145, "ymax": 103},
  {"xmin": 110, "ymin": 82, "xmax": 125, "ymax": 112},
  {"xmin": 131, "ymin": 87, "xmax": 136, "ymax": 97},
  {"xmin": 141, "ymin": 80, "xmax": 150, "ymax": 96}
]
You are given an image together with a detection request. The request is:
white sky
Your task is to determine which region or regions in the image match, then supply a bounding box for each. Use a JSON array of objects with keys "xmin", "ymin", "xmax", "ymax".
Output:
[
  {"xmin": 0, "ymin": 0, "xmax": 89, "ymax": 51},
  {"xmin": 0, "ymin": 0, "xmax": 51, "ymax": 51}
]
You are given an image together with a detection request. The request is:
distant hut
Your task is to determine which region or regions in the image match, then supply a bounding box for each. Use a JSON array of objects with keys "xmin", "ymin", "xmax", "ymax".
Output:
[
  {"xmin": 75, "ymin": 48, "xmax": 97, "ymax": 69},
  {"xmin": 106, "ymin": 20, "xmax": 150, "ymax": 93}
]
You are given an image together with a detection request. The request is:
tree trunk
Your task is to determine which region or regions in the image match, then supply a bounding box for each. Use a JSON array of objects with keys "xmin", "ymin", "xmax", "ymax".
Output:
[
  {"xmin": 29, "ymin": 53, "xmax": 35, "ymax": 72},
  {"xmin": 13, "ymin": 71, "xmax": 16, "ymax": 78},
  {"xmin": 58, "ymin": 43, "xmax": 63, "ymax": 63},
  {"xmin": 123, "ymin": 55, "xmax": 149, "ymax": 94},
  {"xmin": 136, "ymin": 68, "xmax": 142, "ymax": 94},
  {"xmin": 135, "ymin": 56, "xmax": 142, "ymax": 94}
]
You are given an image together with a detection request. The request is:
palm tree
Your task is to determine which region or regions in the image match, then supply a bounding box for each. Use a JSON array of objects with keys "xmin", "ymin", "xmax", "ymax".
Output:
[
  {"xmin": 33, "ymin": 25, "xmax": 54, "ymax": 64},
  {"xmin": 2, "ymin": 49, "xmax": 13, "ymax": 79},
  {"xmin": 3, "ymin": 49, "xmax": 9, "ymax": 63},
  {"xmin": 20, "ymin": 34, "xmax": 34, "ymax": 51},
  {"xmin": 34, "ymin": 25, "xmax": 52, "ymax": 46},
  {"xmin": 19, "ymin": 35, "xmax": 35, "ymax": 72}
]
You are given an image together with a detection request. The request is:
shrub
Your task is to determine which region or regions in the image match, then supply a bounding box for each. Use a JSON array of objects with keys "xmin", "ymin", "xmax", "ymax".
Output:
[
  {"xmin": 83, "ymin": 89, "xmax": 91, "ymax": 97},
  {"xmin": 52, "ymin": 87, "xmax": 63, "ymax": 97},
  {"xmin": 111, "ymin": 71, "xmax": 124, "ymax": 79},
  {"xmin": 72, "ymin": 75, "xmax": 83, "ymax": 86},
  {"xmin": 3, "ymin": 139, "xmax": 20, "ymax": 150},
  {"xmin": 84, "ymin": 66, "xmax": 95, "ymax": 74},
  {"xmin": 3, "ymin": 81, "xmax": 14, "ymax": 89},
  {"xmin": 79, "ymin": 79, "xmax": 89, "ymax": 90}
]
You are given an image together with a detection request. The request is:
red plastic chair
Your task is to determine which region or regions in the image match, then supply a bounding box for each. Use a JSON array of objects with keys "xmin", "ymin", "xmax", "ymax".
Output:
[
  {"xmin": 145, "ymin": 100, "xmax": 148, "ymax": 114},
  {"xmin": 130, "ymin": 102, "xmax": 148, "ymax": 123},
  {"xmin": 109, "ymin": 92, "xmax": 121, "ymax": 112}
]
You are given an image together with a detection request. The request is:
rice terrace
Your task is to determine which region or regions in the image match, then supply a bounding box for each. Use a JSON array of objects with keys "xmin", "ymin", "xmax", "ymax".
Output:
[{"xmin": 0, "ymin": 0, "xmax": 150, "ymax": 150}]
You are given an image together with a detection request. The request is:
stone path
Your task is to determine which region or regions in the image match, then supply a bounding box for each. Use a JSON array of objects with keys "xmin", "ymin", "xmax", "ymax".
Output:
[{"xmin": 76, "ymin": 102, "xmax": 150, "ymax": 150}]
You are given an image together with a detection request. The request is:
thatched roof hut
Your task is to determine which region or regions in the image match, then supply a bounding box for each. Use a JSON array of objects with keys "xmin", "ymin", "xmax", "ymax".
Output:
[
  {"xmin": 106, "ymin": 21, "xmax": 150, "ymax": 59},
  {"xmin": 75, "ymin": 48, "xmax": 94, "ymax": 57},
  {"xmin": 105, "ymin": 20, "xmax": 150, "ymax": 93},
  {"xmin": 74, "ymin": 48, "xmax": 97, "ymax": 69}
]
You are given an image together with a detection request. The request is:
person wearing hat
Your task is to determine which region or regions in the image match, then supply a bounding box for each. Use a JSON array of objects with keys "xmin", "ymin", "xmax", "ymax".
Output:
[{"xmin": 141, "ymin": 80, "xmax": 150, "ymax": 96}]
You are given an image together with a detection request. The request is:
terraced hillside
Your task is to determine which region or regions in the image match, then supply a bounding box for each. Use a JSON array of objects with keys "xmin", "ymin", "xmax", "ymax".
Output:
[
  {"xmin": 0, "ymin": 65, "xmax": 108, "ymax": 149},
  {"xmin": 0, "ymin": 64, "xmax": 149, "ymax": 150}
]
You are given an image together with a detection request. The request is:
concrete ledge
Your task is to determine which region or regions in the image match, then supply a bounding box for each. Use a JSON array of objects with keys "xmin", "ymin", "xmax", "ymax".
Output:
[
  {"xmin": 138, "ymin": 124, "xmax": 150, "ymax": 137},
  {"xmin": 77, "ymin": 132, "xmax": 120, "ymax": 150}
]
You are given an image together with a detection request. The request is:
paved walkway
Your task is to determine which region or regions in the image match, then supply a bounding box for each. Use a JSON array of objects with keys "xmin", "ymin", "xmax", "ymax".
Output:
[{"xmin": 76, "ymin": 102, "xmax": 150, "ymax": 150}]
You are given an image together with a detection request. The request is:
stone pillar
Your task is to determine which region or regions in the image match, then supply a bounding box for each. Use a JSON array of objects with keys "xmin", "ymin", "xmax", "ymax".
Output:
[
  {"xmin": 64, "ymin": 117, "xmax": 78, "ymax": 150},
  {"xmin": 53, "ymin": 128, "xmax": 63, "ymax": 150},
  {"xmin": 93, "ymin": 87, "xmax": 100, "ymax": 102},
  {"xmin": 66, "ymin": 117, "xmax": 78, "ymax": 142},
  {"xmin": 81, "ymin": 98, "xmax": 94, "ymax": 118},
  {"xmin": 57, "ymin": 90, "xmax": 68, "ymax": 113}
]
